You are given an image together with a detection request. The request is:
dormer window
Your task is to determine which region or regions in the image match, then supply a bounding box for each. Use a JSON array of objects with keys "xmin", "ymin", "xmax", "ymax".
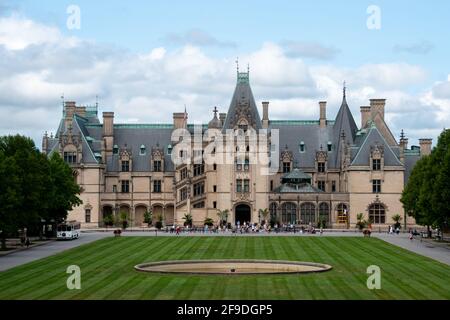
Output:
[
  {"xmin": 283, "ymin": 161, "xmax": 291, "ymax": 173},
  {"xmin": 299, "ymin": 142, "xmax": 305, "ymax": 153},
  {"xmin": 140, "ymin": 144, "xmax": 146, "ymax": 155},
  {"xmin": 121, "ymin": 160, "xmax": 130, "ymax": 172},
  {"xmin": 327, "ymin": 142, "xmax": 332, "ymax": 152},
  {"xmin": 113, "ymin": 145, "xmax": 119, "ymax": 155},
  {"xmin": 318, "ymin": 162, "xmax": 325, "ymax": 173},
  {"xmin": 63, "ymin": 151, "xmax": 77, "ymax": 164},
  {"xmin": 153, "ymin": 160, "xmax": 162, "ymax": 172},
  {"xmin": 372, "ymin": 159, "xmax": 381, "ymax": 171},
  {"xmin": 167, "ymin": 144, "xmax": 172, "ymax": 155}
]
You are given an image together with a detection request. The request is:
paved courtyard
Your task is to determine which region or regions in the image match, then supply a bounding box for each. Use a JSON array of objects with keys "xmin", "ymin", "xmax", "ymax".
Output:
[{"xmin": 1, "ymin": 230, "xmax": 448, "ymax": 272}]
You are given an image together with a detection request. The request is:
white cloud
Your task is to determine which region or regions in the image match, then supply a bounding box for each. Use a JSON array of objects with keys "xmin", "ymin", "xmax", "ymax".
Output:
[{"xmin": 0, "ymin": 15, "xmax": 447, "ymax": 148}]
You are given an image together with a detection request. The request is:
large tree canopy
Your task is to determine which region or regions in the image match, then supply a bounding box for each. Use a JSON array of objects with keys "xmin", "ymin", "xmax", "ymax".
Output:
[
  {"xmin": 401, "ymin": 129, "xmax": 450, "ymax": 231},
  {"xmin": 0, "ymin": 135, "xmax": 81, "ymax": 249}
]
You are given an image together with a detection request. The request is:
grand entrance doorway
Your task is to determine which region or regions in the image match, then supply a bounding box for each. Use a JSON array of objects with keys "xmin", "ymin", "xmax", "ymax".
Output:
[{"xmin": 235, "ymin": 204, "xmax": 251, "ymax": 225}]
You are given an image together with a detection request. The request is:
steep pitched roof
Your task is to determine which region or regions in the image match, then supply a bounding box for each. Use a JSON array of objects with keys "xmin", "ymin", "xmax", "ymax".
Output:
[
  {"xmin": 332, "ymin": 89, "xmax": 358, "ymax": 167},
  {"xmin": 223, "ymin": 72, "xmax": 262, "ymax": 130},
  {"xmin": 351, "ymin": 123, "xmax": 403, "ymax": 167}
]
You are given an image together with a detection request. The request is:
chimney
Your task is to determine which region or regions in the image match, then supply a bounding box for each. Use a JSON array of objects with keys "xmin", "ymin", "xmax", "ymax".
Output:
[
  {"xmin": 64, "ymin": 101, "xmax": 76, "ymax": 129},
  {"xmin": 102, "ymin": 112, "xmax": 114, "ymax": 157},
  {"xmin": 360, "ymin": 106, "xmax": 371, "ymax": 128},
  {"xmin": 103, "ymin": 112, "xmax": 114, "ymax": 136},
  {"xmin": 42, "ymin": 131, "xmax": 49, "ymax": 155},
  {"xmin": 319, "ymin": 101, "xmax": 326, "ymax": 128},
  {"xmin": 370, "ymin": 99, "xmax": 386, "ymax": 120},
  {"xmin": 419, "ymin": 138, "xmax": 432, "ymax": 156},
  {"xmin": 76, "ymin": 106, "xmax": 86, "ymax": 117},
  {"xmin": 173, "ymin": 112, "xmax": 186, "ymax": 130},
  {"xmin": 262, "ymin": 101, "xmax": 269, "ymax": 129},
  {"xmin": 219, "ymin": 113, "xmax": 226, "ymax": 126}
]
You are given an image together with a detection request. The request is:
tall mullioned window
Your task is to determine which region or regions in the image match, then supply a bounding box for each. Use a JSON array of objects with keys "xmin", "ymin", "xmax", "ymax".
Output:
[
  {"xmin": 318, "ymin": 181, "xmax": 325, "ymax": 191},
  {"xmin": 121, "ymin": 180, "xmax": 130, "ymax": 193},
  {"xmin": 153, "ymin": 160, "xmax": 162, "ymax": 172},
  {"xmin": 318, "ymin": 162, "xmax": 325, "ymax": 173},
  {"xmin": 236, "ymin": 179, "xmax": 242, "ymax": 192},
  {"xmin": 193, "ymin": 163, "xmax": 204, "ymax": 176},
  {"xmin": 153, "ymin": 180, "xmax": 161, "ymax": 193},
  {"xmin": 372, "ymin": 179, "xmax": 381, "ymax": 193},
  {"xmin": 193, "ymin": 182, "xmax": 205, "ymax": 197},
  {"xmin": 283, "ymin": 162, "xmax": 291, "ymax": 173},
  {"xmin": 372, "ymin": 159, "xmax": 381, "ymax": 171},
  {"xmin": 369, "ymin": 203, "xmax": 385, "ymax": 224},
  {"xmin": 121, "ymin": 160, "xmax": 130, "ymax": 172},
  {"xmin": 85, "ymin": 209, "xmax": 91, "ymax": 223}
]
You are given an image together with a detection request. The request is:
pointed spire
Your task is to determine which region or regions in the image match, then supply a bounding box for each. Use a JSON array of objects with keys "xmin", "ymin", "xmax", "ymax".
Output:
[
  {"xmin": 236, "ymin": 57, "xmax": 239, "ymax": 74},
  {"xmin": 343, "ymin": 81, "xmax": 346, "ymax": 99}
]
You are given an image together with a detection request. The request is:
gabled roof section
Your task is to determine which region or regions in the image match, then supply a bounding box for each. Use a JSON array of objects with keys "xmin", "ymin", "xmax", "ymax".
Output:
[
  {"xmin": 351, "ymin": 123, "xmax": 403, "ymax": 167},
  {"xmin": 222, "ymin": 71, "xmax": 262, "ymax": 130}
]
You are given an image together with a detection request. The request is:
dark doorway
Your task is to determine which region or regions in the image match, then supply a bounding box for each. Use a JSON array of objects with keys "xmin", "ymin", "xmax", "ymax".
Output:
[{"xmin": 235, "ymin": 204, "xmax": 251, "ymax": 225}]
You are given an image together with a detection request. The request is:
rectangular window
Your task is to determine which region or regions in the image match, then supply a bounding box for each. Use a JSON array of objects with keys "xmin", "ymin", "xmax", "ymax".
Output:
[
  {"xmin": 153, "ymin": 160, "xmax": 162, "ymax": 172},
  {"xmin": 270, "ymin": 180, "xmax": 273, "ymax": 191},
  {"xmin": 299, "ymin": 144, "xmax": 305, "ymax": 153},
  {"xmin": 318, "ymin": 162, "xmax": 325, "ymax": 173},
  {"xmin": 213, "ymin": 163, "xmax": 217, "ymax": 170},
  {"xmin": 180, "ymin": 187, "xmax": 188, "ymax": 201},
  {"xmin": 327, "ymin": 143, "xmax": 332, "ymax": 152},
  {"xmin": 213, "ymin": 185, "xmax": 217, "ymax": 192},
  {"xmin": 372, "ymin": 179, "xmax": 381, "ymax": 193},
  {"xmin": 318, "ymin": 181, "xmax": 325, "ymax": 191},
  {"xmin": 193, "ymin": 201, "xmax": 205, "ymax": 208},
  {"xmin": 213, "ymin": 201, "xmax": 217, "ymax": 209},
  {"xmin": 283, "ymin": 162, "xmax": 291, "ymax": 173},
  {"xmin": 243, "ymin": 179, "xmax": 250, "ymax": 192},
  {"xmin": 372, "ymin": 159, "xmax": 381, "ymax": 171},
  {"xmin": 236, "ymin": 179, "xmax": 242, "ymax": 193},
  {"xmin": 85, "ymin": 209, "xmax": 91, "ymax": 223},
  {"xmin": 63, "ymin": 152, "xmax": 77, "ymax": 164},
  {"xmin": 180, "ymin": 168, "xmax": 188, "ymax": 180},
  {"xmin": 193, "ymin": 182, "xmax": 205, "ymax": 197},
  {"xmin": 121, "ymin": 180, "xmax": 130, "ymax": 193},
  {"xmin": 243, "ymin": 159, "xmax": 250, "ymax": 171},
  {"xmin": 193, "ymin": 163, "xmax": 204, "ymax": 176},
  {"xmin": 331, "ymin": 180, "xmax": 336, "ymax": 192},
  {"xmin": 153, "ymin": 180, "xmax": 162, "ymax": 193},
  {"xmin": 112, "ymin": 185, "xmax": 117, "ymax": 193},
  {"xmin": 121, "ymin": 160, "xmax": 130, "ymax": 172}
]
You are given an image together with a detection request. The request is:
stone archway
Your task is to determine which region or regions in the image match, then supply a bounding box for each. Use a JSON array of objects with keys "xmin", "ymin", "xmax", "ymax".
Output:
[
  {"xmin": 235, "ymin": 204, "xmax": 251, "ymax": 225},
  {"xmin": 134, "ymin": 205, "xmax": 147, "ymax": 227}
]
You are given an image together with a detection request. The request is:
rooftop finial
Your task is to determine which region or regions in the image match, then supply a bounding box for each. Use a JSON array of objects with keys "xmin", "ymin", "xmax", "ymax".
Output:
[
  {"xmin": 213, "ymin": 106, "xmax": 218, "ymax": 117},
  {"xmin": 96, "ymin": 95, "xmax": 99, "ymax": 108},
  {"xmin": 400, "ymin": 129, "xmax": 405, "ymax": 140},
  {"xmin": 343, "ymin": 81, "xmax": 347, "ymax": 99},
  {"xmin": 236, "ymin": 57, "xmax": 239, "ymax": 74},
  {"xmin": 247, "ymin": 63, "xmax": 250, "ymax": 74}
]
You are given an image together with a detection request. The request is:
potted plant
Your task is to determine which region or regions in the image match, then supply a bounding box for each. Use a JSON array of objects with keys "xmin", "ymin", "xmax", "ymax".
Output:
[
  {"xmin": 392, "ymin": 214, "xmax": 402, "ymax": 231},
  {"xmin": 204, "ymin": 217, "xmax": 214, "ymax": 227},
  {"xmin": 182, "ymin": 213, "xmax": 193, "ymax": 227},
  {"xmin": 155, "ymin": 214, "xmax": 163, "ymax": 230},
  {"xmin": 356, "ymin": 213, "xmax": 367, "ymax": 231},
  {"xmin": 144, "ymin": 210, "xmax": 153, "ymax": 227},
  {"xmin": 216, "ymin": 209, "xmax": 229, "ymax": 227},
  {"xmin": 259, "ymin": 208, "xmax": 269, "ymax": 225},
  {"xmin": 120, "ymin": 211, "xmax": 129, "ymax": 230}
]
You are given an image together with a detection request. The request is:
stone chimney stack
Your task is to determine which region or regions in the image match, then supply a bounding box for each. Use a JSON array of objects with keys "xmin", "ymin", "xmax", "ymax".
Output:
[
  {"xmin": 102, "ymin": 112, "xmax": 114, "ymax": 157},
  {"xmin": 360, "ymin": 106, "xmax": 371, "ymax": 128},
  {"xmin": 419, "ymin": 138, "xmax": 432, "ymax": 156},
  {"xmin": 319, "ymin": 101, "xmax": 326, "ymax": 128},
  {"xmin": 219, "ymin": 113, "xmax": 226, "ymax": 126},
  {"xmin": 262, "ymin": 101, "xmax": 269, "ymax": 129},
  {"xmin": 173, "ymin": 112, "xmax": 186, "ymax": 130},
  {"xmin": 370, "ymin": 99, "xmax": 386, "ymax": 120},
  {"xmin": 64, "ymin": 101, "xmax": 76, "ymax": 129}
]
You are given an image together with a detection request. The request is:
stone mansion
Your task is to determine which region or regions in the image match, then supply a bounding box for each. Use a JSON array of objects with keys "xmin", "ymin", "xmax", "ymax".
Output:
[{"xmin": 42, "ymin": 70, "xmax": 430, "ymax": 229}]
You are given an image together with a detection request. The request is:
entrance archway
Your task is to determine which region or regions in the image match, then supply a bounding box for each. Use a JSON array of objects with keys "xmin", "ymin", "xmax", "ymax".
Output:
[{"xmin": 235, "ymin": 204, "xmax": 251, "ymax": 225}]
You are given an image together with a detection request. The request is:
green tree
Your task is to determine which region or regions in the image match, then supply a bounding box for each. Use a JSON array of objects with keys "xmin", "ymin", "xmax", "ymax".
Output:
[
  {"xmin": 155, "ymin": 214, "xmax": 163, "ymax": 230},
  {"xmin": 120, "ymin": 211, "xmax": 129, "ymax": 230},
  {"xmin": 259, "ymin": 208, "xmax": 269, "ymax": 224},
  {"xmin": 401, "ymin": 129, "xmax": 450, "ymax": 236},
  {"xmin": 45, "ymin": 153, "xmax": 82, "ymax": 224}
]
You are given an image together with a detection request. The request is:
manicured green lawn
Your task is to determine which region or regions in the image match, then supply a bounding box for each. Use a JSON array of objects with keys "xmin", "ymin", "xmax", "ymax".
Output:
[{"xmin": 0, "ymin": 236, "xmax": 449, "ymax": 300}]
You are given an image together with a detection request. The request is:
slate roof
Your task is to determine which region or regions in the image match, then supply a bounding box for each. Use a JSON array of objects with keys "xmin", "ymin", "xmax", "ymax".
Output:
[
  {"xmin": 273, "ymin": 183, "xmax": 322, "ymax": 193},
  {"xmin": 223, "ymin": 72, "xmax": 262, "ymax": 130}
]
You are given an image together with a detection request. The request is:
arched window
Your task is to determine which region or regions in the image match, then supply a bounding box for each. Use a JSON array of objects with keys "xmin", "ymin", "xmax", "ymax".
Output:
[
  {"xmin": 140, "ymin": 144, "xmax": 146, "ymax": 155},
  {"xmin": 319, "ymin": 202, "xmax": 330, "ymax": 226},
  {"xmin": 281, "ymin": 202, "xmax": 297, "ymax": 224},
  {"xmin": 369, "ymin": 203, "xmax": 386, "ymax": 224},
  {"xmin": 336, "ymin": 203, "xmax": 348, "ymax": 224},
  {"xmin": 269, "ymin": 202, "xmax": 277, "ymax": 221},
  {"xmin": 300, "ymin": 202, "xmax": 316, "ymax": 225}
]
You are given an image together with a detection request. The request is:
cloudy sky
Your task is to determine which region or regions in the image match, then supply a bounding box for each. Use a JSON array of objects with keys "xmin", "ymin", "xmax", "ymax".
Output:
[{"xmin": 1, "ymin": 0, "xmax": 449, "ymax": 148}]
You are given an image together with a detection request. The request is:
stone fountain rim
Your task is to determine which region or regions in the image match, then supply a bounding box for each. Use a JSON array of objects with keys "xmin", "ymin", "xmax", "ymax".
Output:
[{"xmin": 134, "ymin": 259, "xmax": 333, "ymax": 275}]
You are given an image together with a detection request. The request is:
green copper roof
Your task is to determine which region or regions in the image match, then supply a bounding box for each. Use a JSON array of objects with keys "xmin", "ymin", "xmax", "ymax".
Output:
[{"xmin": 270, "ymin": 120, "xmax": 335, "ymax": 126}]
